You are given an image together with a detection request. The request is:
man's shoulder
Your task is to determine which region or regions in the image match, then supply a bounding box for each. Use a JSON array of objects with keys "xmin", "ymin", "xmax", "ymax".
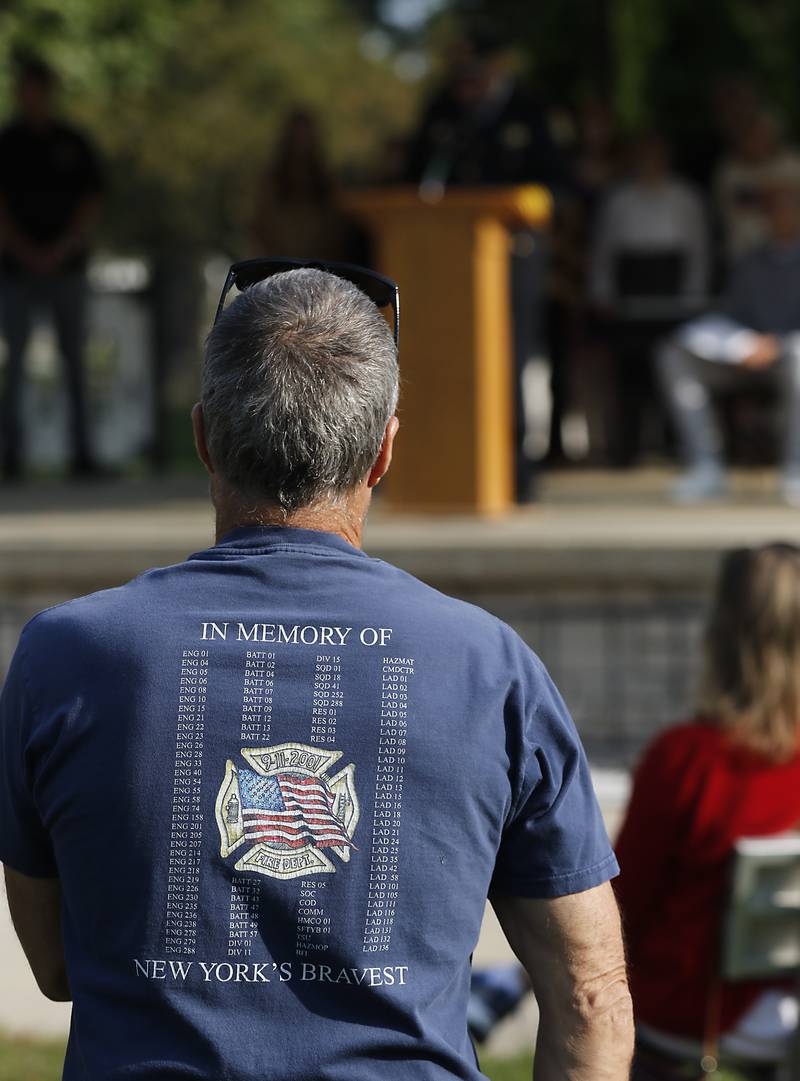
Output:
[
  {"xmin": 367, "ymin": 554, "xmax": 532, "ymax": 658},
  {"xmin": 18, "ymin": 553, "xmax": 530, "ymax": 672},
  {"xmin": 0, "ymin": 119, "xmax": 96, "ymax": 167},
  {"xmin": 19, "ymin": 565, "xmax": 180, "ymax": 649}
]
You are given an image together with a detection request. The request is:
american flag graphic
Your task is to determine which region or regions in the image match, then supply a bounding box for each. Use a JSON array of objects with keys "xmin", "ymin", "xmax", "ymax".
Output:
[{"xmin": 238, "ymin": 768, "xmax": 353, "ymax": 851}]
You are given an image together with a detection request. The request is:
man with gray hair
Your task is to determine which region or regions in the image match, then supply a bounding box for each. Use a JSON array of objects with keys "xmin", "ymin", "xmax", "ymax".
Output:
[{"xmin": 0, "ymin": 263, "xmax": 632, "ymax": 1080}]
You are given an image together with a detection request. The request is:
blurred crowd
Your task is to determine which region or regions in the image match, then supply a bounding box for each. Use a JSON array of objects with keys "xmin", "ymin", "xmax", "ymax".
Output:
[
  {"xmin": 4, "ymin": 35, "xmax": 800, "ymax": 498},
  {"xmin": 241, "ymin": 34, "xmax": 800, "ymax": 501},
  {"xmin": 393, "ymin": 36, "xmax": 800, "ymax": 501}
]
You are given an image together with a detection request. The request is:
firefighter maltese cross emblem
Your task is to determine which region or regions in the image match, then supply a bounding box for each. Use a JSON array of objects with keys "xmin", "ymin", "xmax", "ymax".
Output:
[{"xmin": 215, "ymin": 742, "xmax": 359, "ymax": 881}]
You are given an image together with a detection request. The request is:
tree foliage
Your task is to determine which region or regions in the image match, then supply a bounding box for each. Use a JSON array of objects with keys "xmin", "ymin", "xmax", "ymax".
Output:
[
  {"xmin": 441, "ymin": 0, "xmax": 800, "ymax": 145},
  {"xmin": 3, "ymin": 0, "xmax": 800, "ymax": 252},
  {"xmin": 0, "ymin": 0, "xmax": 421, "ymax": 251}
]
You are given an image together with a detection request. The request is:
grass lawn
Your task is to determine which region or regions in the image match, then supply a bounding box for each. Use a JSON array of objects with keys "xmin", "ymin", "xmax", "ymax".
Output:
[
  {"xmin": 0, "ymin": 1036, "xmax": 534, "ymax": 1081},
  {"xmin": 0, "ymin": 1032, "xmax": 66, "ymax": 1081},
  {"xmin": 480, "ymin": 1054, "xmax": 534, "ymax": 1080},
  {"xmin": 0, "ymin": 1033, "xmax": 750, "ymax": 1081}
]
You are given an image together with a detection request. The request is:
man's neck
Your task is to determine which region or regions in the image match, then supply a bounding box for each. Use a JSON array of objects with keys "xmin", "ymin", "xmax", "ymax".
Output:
[{"xmin": 214, "ymin": 496, "xmax": 366, "ymax": 550}]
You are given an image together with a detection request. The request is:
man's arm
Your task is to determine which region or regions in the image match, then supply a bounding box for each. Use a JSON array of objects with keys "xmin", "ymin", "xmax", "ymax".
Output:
[
  {"xmin": 3, "ymin": 865, "xmax": 70, "ymax": 1001},
  {"xmin": 46, "ymin": 191, "xmax": 101, "ymax": 270},
  {"xmin": 0, "ymin": 190, "xmax": 100, "ymax": 275},
  {"xmin": 0, "ymin": 194, "xmax": 42, "ymax": 271},
  {"xmin": 491, "ymin": 882, "xmax": 633, "ymax": 1081}
]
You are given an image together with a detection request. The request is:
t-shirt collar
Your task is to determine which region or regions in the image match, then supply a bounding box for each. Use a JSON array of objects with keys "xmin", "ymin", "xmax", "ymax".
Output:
[{"xmin": 191, "ymin": 525, "xmax": 365, "ymax": 560}]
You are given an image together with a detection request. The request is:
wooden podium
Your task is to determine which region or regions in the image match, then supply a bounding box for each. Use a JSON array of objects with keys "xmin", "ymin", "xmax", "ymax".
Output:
[{"xmin": 344, "ymin": 185, "xmax": 551, "ymax": 513}]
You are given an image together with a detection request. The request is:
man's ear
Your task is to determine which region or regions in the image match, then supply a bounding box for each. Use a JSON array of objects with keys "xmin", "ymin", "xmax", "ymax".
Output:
[
  {"xmin": 368, "ymin": 416, "xmax": 399, "ymax": 489},
  {"xmin": 191, "ymin": 403, "xmax": 214, "ymax": 474}
]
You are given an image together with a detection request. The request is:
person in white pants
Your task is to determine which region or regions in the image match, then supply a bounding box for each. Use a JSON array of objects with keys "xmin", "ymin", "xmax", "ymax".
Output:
[{"xmin": 657, "ymin": 176, "xmax": 800, "ymax": 503}]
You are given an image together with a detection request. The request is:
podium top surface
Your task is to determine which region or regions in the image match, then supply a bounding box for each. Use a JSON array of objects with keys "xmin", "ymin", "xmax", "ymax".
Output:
[{"xmin": 342, "ymin": 184, "xmax": 552, "ymax": 228}]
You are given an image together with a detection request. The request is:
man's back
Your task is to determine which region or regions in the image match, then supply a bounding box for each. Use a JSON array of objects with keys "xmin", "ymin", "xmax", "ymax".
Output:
[
  {"xmin": 2, "ymin": 266, "xmax": 631, "ymax": 1080},
  {"xmin": 1, "ymin": 525, "xmax": 615, "ymax": 1080}
]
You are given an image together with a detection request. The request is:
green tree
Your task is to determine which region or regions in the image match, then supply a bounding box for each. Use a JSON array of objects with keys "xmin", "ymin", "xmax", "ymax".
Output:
[
  {"xmin": 435, "ymin": 0, "xmax": 800, "ymax": 147},
  {"xmin": 0, "ymin": 0, "xmax": 421, "ymax": 252}
]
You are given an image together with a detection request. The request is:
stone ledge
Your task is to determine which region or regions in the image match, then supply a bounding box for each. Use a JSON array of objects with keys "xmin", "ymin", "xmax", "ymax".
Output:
[{"xmin": 0, "ymin": 541, "xmax": 725, "ymax": 598}]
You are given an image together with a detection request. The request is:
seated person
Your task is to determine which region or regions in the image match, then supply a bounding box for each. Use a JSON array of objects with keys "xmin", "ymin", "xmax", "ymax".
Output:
[
  {"xmin": 714, "ymin": 108, "xmax": 800, "ymax": 267},
  {"xmin": 657, "ymin": 172, "xmax": 800, "ymax": 503},
  {"xmin": 589, "ymin": 132, "xmax": 709, "ymax": 464},
  {"xmin": 615, "ymin": 543, "xmax": 800, "ymax": 1081},
  {"xmin": 589, "ymin": 132, "xmax": 709, "ymax": 315}
]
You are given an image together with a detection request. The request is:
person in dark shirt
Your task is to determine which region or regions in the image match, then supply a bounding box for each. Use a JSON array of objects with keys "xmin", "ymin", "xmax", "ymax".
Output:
[
  {"xmin": 405, "ymin": 31, "xmax": 564, "ymax": 502},
  {"xmin": 0, "ymin": 56, "xmax": 104, "ymax": 480},
  {"xmin": 404, "ymin": 40, "xmax": 562, "ymax": 194},
  {"xmin": 657, "ymin": 172, "xmax": 800, "ymax": 504}
]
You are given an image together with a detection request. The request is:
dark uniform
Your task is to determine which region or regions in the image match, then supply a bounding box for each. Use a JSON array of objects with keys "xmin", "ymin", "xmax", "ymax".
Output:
[
  {"xmin": 406, "ymin": 77, "xmax": 565, "ymax": 499},
  {"xmin": 0, "ymin": 118, "xmax": 103, "ymax": 477},
  {"xmin": 406, "ymin": 80, "xmax": 562, "ymax": 190}
]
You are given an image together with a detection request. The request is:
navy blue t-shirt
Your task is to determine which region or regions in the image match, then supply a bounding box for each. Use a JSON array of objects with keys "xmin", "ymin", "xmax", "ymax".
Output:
[{"xmin": 0, "ymin": 527, "xmax": 617, "ymax": 1081}]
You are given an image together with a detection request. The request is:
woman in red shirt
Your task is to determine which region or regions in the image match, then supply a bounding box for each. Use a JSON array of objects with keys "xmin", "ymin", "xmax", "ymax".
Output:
[{"xmin": 615, "ymin": 543, "xmax": 800, "ymax": 1081}]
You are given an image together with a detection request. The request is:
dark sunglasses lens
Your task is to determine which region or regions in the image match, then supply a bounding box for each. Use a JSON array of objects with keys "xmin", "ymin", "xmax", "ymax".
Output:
[
  {"xmin": 230, "ymin": 261, "xmax": 390, "ymax": 304},
  {"xmin": 232, "ymin": 260, "xmax": 299, "ymax": 290},
  {"xmin": 220, "ymin": 261, "xmax": 397, "ymax": 340},
  {"xmin": 342, "ymin": 270, "xmax": 394, "ymax": 309}
]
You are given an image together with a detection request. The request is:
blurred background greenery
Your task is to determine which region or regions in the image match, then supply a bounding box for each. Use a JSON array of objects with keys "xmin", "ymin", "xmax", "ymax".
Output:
[{"xmin": 0, "ymin": 0, "xmax": 799, "ymax": 257}]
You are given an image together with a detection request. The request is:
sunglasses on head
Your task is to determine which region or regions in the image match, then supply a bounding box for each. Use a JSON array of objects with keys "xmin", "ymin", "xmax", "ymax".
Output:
[{"xmin": 213, "ymin": 257, "xmax": 400, "ymax": 345}]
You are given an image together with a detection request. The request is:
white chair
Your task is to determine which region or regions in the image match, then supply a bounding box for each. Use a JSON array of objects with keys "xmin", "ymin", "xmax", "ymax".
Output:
[{"xmin": 721, "ymin": 835, "xmax": 800, "ymax": 1080}]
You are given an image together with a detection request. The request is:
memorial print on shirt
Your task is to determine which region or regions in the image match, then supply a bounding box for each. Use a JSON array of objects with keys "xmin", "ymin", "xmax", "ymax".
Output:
[{"xmin": 215, "ymin": 741, "xmax": 359, "ymax": 881}]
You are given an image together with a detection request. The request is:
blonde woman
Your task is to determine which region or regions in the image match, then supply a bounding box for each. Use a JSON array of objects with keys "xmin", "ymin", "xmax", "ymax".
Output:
[{"xmin": 615, "ymin": 543, "xmax": 800, "ymax": 1081}]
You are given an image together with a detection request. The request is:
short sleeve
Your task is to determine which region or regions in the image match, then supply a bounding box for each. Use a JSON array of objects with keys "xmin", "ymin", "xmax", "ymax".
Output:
[
  {"xmin": 492, "ymin": 642, "xmax": 618, "ymax": 897},
  {"xmin": 0, "ymin": 636, "xmax": 57, "ymax": 877}
]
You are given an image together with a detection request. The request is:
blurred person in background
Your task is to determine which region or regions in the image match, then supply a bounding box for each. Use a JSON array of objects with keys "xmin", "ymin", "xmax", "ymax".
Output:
[
  {"xmin": 589, "ymin": 132, "xmax": 709, "ymax": 465},
  {"xmin": 714, "ymin": 109, "xmax": 800, "ymax": 268},
  {"xmin": 467, "ymin": 964, "xmax": 530, "ymax": 1045},
  {"xmin": 570, "ymin": 96, "xmax": 623, "ymax": 222},
  {"xmin": 548, "ymin": 95, "xmax": 623, "ymax": 463},
  {"xmin": 405, "ymin": 28, "xmax": 565, "ymax": 501},
  {"xmin": 615, "ymin": 543, "xmax": 800, "ymax": 1081},
  {"xmin": 682, "ymin": 76, "xmax": 762, "ymax": 192},
  {"xmin": 373, "ymin": 134, "xmax": 410, "ymax": 186},
  {"xmin": 589, "ymin": 133, "xmax": 709, "ymax": 316},
  {"xmin": 0, "ymin": 55, "xmax": 103, "ymax": 481},
  {"xmin": 657, "ymin": 173, "xmax": 800, "ymax": 504},
  {"xmin": 404, "ymin": 30, "xmax": 563, "ymax": 193},
  {"xmin": 250, "ymin": 107, "xmax": 365, "ymax": 264}
]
